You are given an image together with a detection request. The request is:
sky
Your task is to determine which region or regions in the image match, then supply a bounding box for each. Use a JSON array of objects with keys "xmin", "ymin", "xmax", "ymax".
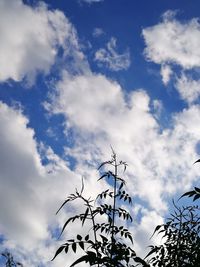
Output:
[{"xmin": 1, "ymin": 0, "xmax": 200, "ymax": 266}]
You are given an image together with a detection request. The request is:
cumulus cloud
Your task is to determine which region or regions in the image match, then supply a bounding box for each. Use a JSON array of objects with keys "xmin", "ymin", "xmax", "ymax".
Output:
[
  {"xmin": 3, "ymin": 84, "xmax": 200, "ymax": 264},
  {"xmin": 0, "ymin": 101, "xmax": 83, "ymax": 263},
  {"xmin": 44, "ymin": 64, "xmax": 200, "ymax": 261},
  {"xmin": 175, "ymin": 74, "xmax": 200, "ymax": 104},
  {"xmin": 0, "ymin": 100, "xmax": 110, "ymax": 267},
  {"xmin": 0, "ymin": 102, "xmax": 46, "ymax": 245},
  {"xmin": 46, "ymin": 69, "xmax": 200, "ymax": 214},
  {"xmin": 46, "ymin": 71, "xmax": 125, "ymax": 132},
  {"xmin": 0, "ymin": 0, "xmax": 81, "ymax": 84},
  {"xmin": 143, "ymin": 11, "xmax": 200, "ymax": 69},
  {"xmin": 95, "ymin": 37, "xmax": 131, "ymax": 71}
]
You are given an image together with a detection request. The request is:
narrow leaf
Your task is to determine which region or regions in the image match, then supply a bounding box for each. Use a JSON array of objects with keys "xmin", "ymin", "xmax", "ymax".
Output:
[
  {"xmin": 56, "ymin": 199, "xmax": 70, "ymax": 214},
  {"xmin": 51, "ymin": 246, "xmax": 65, "ymax": 261},
  {"xmin": 179, "ymin": 190, "xmax": 195, "ymax": 199},
  {"xmin": 82, "ymin": 207, "xmax": 89, "ymax": 226},
  {"xmin": 144, "ymin": 247, "xmax": 158, "ymax": 259},
  {"xmin": 72, "ymin": 243, "xmax": 77, "ymax": 253},
  {"xmin": 77, "ymin": 235, "xmax": 82, "ymax": 241},
  {"xmin": 150, "ymin": 225, "xmax": 163, "ymax": 238},
  {"xmin": 98, "ymin": 173, "xmax": 108, "ymax": 181},
  {"xmin": 70, "ymin": 255, "xmax": 89, "ymax": 267},
  {"xmin": 195, "ymin": 187, "xmax": 200, "ymax": 193},
  {"xmin": 194, "ymin": 159, "xmax": 200, "ymax": 164},
  {"xmin": 193, "ymin": 194, "xmax": 200, "ymax": 201},
  {"xmin": 85, "ymin": 234, "xmax": 89, "ymax": 241},
  {"xmin": 98, "ymin": 161, "xmax": 110, "ymax": 170},
  {"xmin": 124, "ymin": 164, "xmax": 127, "ymax": 172},
  {"xmin": 119, "ymin": 182, "xmax": 124, "ymax": 190},
  {"xmin": 59, "ymin": 216, "xmax": 78, "ymax": 236},
  {"xmin": 128, "ymin": 234, "xmax": 133, "ymax": 244},
  {"xmin": 65, "ymin": 246, "xmax": 69, "ymax": 254},
  {"xmin": 79, "ymin": 241, "xmax": 84, "ymax": 250}
]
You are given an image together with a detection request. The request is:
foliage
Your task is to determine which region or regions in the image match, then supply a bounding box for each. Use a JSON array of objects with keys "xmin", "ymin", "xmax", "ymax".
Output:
[
  {"xmin": 52, "ymin": 151, "xmax": 148, "ymax": 267},
  {"xmin": 146, "ymin": 201, "xmax": 200, "ymax": 267},
  {"xmin": 144, "ymin": 158, "xmax": 200, "ymax": 266}
]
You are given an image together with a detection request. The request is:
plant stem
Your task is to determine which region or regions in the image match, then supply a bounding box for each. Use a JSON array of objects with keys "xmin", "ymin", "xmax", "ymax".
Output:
[
  {"xmin": 78, "ymin": 193, "xmax": 100, "ymax": 267},
  {"xmin": 87, "ymin": 201, "xmax": 100, "ymax": 267},
  {"xmin": 111, "ymin": 153, "xmax": 117, "ymax": 261}
]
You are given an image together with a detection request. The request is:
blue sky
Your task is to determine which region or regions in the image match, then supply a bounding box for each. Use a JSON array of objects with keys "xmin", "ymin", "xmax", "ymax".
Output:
[{"xmin": 1, "ymin": 0, "xmax": 200, "ymax": 266}]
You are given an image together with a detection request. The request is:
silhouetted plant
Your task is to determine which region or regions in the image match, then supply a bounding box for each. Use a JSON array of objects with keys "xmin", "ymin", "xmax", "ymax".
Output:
[
  {"xmin": 52, "ymin": 150, "xmax": 148, "ymax": 267},
  {"xmin": 180, "ymin": 187, "xmax": 200, "ymax": 202},
  {"xmin": 144, "ymin": 157, "xmax": 200, "ymax": 266},
  {"xmin": 146, "ymin": 201, "xmax": 200, "ymax": 267}
]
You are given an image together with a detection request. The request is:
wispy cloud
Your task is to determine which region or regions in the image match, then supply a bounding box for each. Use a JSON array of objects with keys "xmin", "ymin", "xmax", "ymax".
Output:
[
  {"xmin": 160, "ymin": 64, "xmax": 172, "ymax": 85},
  {"xmin": 79, "ymin": 0, "xmax": 104, "ymax": 4},
  {"xmin": 94, "ymin": 37, "xmax": 131, "ymax": 71},
  {"xmin": 175, "ymin": 74, "xmax": 200, "ymax": 104},
  {"xmin": 92, "ymin": 27, "xmax": 105, "ymax": 37}
]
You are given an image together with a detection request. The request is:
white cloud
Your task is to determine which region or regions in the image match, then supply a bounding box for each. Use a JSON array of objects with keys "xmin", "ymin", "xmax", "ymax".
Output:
[
  {"xmin": 0, "ymin": 101, "xmax": 109, "ymax": 266},
  {"xmin": 0, "ymin": 102, "xmax": 47, "ymax": 245},
  {"xmin": 44, "ymin": 67, "xmax": 200, "ymax": 261},
  {"xmin": 0, "ymin": 101, "xmax": 86, "ymax": 264},
  {"xmin": 131, "ymin": 208, "xmax": 164, "ymax": 257},
  {"xmin": 152, "ymin": 99, "xmax": 163, "ymax": 119},
  {"xmin": 160, "ymin": 64, "xmax": 172, "ymax": 85},
  {"xmin": 0, "ymin": 0, "xmax": 80, "ymax": 84},
  {"xmin": 175, "ymin": 74, "xmax": 200, "ymax": 104},
  {"xmin": 143, "ymin": 11, "xmax": 200, "ymax": 69},
  {"xmin": 95, "ymin": 37, "xmax": 131, "ymax": 71},
  {"xmin": 143, "ymin": 10, "xmax": 200, "ymax": 103},
  {"xmin": 47, "ymin": 70, "xmax": 200, "ymax": 213},
  {"xmin": 46, "ymin": 71, "xmax": 125, "ymax": 133},
  {"xmin": 3, "ymin": 71, "xmax": 200, "ymax": 266},
  {"xmin": 2, "ymin": 3, "xmax": 200, "ymax": 265}
]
